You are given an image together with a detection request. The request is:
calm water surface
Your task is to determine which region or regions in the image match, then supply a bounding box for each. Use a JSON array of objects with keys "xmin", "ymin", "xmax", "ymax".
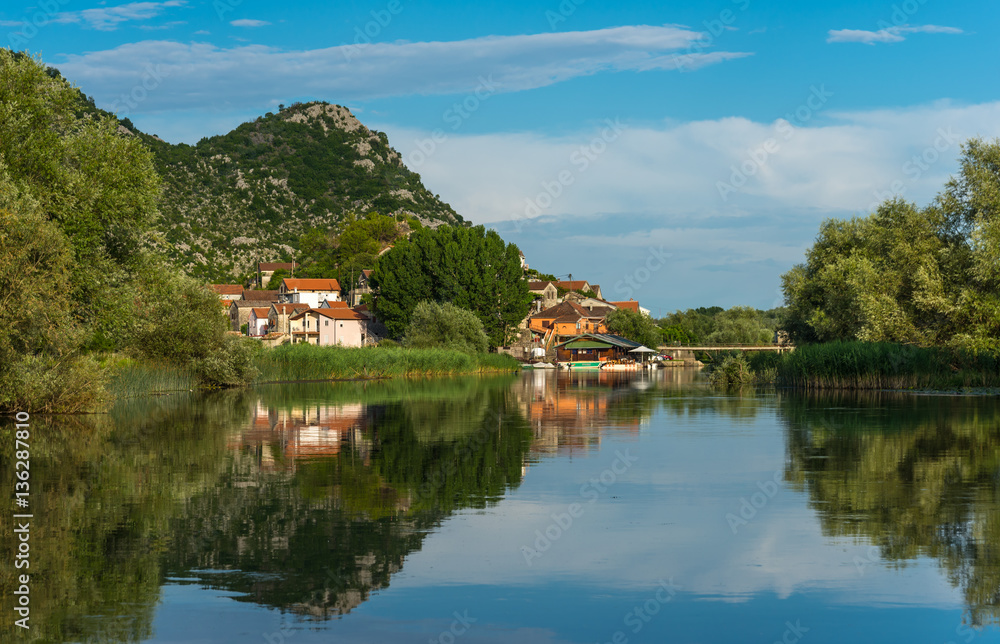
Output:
[{"xmin": 4, "ymin": 369, "xmax": 1000, "ymax": 643}]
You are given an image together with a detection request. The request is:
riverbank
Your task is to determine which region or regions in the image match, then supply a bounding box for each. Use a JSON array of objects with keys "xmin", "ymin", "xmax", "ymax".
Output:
[
  {"xmin": 253, "ymin": 344, "xmax": 521, "ymax": 382},
  {"xmin": 710, "ymin": 341, "xmax": 1000, "ymax": 391},
  {"xmin": 54, "ymin": 345, "xmax": 521, "ymax": 413}
]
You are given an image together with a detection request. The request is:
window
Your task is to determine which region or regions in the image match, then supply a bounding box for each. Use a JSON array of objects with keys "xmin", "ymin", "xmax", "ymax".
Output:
[{"xmin": 325, "ymin": 320, "xmax": 329, "ymax": 327}]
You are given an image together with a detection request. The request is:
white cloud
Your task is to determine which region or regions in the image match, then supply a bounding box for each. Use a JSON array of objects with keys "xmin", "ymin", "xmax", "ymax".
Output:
[
  {"xmin": 230, "ymin": 19, "xmax": 270, "ymax": 28},
  {"xmin": 56, "ymin": 25, "xmax": 750, "ymax": 110},
  {"xmin": 369, "ymin": 100, "xmax": 1000, "ymax": 308},
  {"xmin": 381, "ymin": 100, "xmax": 1000, "ymax": 226},
  {"xmin": 827, "ymin": 24, "xmax": 962, "ymax": 44},
  {"xmin": 50, "ymin": 1, "xmax": 187, "ymax": 31}
]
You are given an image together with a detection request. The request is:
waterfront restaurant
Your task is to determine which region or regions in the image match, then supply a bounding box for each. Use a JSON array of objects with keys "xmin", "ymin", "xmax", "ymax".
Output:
[{"xmin": 554, "ymin": 333, "xmax": 643, "ymax": 365}]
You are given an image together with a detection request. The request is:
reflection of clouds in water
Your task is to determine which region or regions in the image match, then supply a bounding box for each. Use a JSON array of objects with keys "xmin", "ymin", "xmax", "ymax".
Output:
[{"xmin": 395, "ymin": 389, "xmax": 967, "ymax": 611}]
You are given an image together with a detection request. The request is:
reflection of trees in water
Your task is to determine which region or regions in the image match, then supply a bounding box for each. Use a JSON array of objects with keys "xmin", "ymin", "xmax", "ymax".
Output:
[
  {"xmin": 781, "ymin": 391, "xmax": 1000, "ymax": 626},
  {"xmin": 0, "ymin": 391, "xmax": 252, "ymax": 643},
  {"xmin": 0, "ymin": 379, "xmax": 533, "ymax": 639},
  {"xmin": 164, "ymin": 380, "xmax": 533, "ymax": 620}
]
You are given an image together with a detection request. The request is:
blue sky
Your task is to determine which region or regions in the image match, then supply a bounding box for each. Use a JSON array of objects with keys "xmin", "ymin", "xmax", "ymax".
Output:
[{"xmin": 7, "ymin": 0, "xmax": 1000, "ymax": 313}]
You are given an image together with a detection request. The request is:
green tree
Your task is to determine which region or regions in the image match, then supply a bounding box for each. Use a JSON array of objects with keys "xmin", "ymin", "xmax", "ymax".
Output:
[
  {"xmin": 782, "ymin": 199, "xmax": 953, "ymax": 344},
  {"xmin": 265, "ymin": 268, "xmax": 289, "ymax": 290},
  {"xmin": 658, "ymin": 307, "xmax": 722, "ymax": 343},
  {"xmin": 706, "ymin": 306, "xmax": 776, "ymax": 345},
  {"xmin": 659, "ymin": 324, "xmax": 696, "ymax": 344},
  {"xmin": 0, "ymin": 52, "xmax": 161, "ymax": 350},
  {"xmin": 370, "ymin": 225, "xmax": 531, "ymax": 347},
  {"xmin": 0, "ymin": 52, "xmax": 258, "ymax": 408},
  {"xmin": 783, "ymin": 139, "xmax": 1000, "ymax": 349},
  {"xmin": 405, "ymin": 301, "xmax": 489, "ymax": 354},
  {"xmin": 0, "ymin": 183, "xmax": 106, "ymax": 412},
  {"xmin": 604, "ymin": 308, "xmax": 661, "ymax": 348}
]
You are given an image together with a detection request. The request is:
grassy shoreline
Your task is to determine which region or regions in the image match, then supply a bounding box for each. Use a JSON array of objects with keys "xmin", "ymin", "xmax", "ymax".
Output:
[
  {"xmin": 253, "ymin": 344, "xmax": 520, "ymax": 383},
  {"xmin": 709, "ymin": 341, "xmax": 1000, "ymax": 391}
]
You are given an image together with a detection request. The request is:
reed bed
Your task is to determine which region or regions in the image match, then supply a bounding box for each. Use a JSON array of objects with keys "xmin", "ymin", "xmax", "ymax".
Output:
[
  {"xmin": 253, "ymin": 344, "xmax": 520, "ymax": 383},
  {"xmin": 105, "ymin": 356, "xmax": 197, "ymax": 399},
  {"xmin": 746, "ymin": 341, "xmax": 1000, "ymax": 391}
]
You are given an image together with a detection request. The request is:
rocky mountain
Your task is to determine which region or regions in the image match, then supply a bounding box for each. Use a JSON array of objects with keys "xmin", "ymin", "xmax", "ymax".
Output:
[{"xmin": 138, "ymin": 102, "xmax": 464, "ymax": 282}]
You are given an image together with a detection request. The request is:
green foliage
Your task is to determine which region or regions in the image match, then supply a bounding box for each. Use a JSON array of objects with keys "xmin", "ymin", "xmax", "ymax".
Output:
[
  {"xmin": 129, "ymin": 262, "xmax": 232, "ymax": 362},
  {"xmin": 708, "ymin": 353, "xmax": 755, "ymax": 388},
  {"xmin": 370, "ymin": 225, "xmax": 532, "ymax": 347},
  {"xmin": 604, "ymin": 308, "xmax": 661, "ymax": 348},
  {"xmin": 784, "ymin": 139, "xmax": 1000, "ymax": 346},
  {"xmin": 143, "ymin": 100, "xmax": 464, "ymax": 282},
  {"xmin": 265, "ymin": 268, "xmax": 289, "ymax": 290},
  {"xmin": 0, "ymin": 52, "xmax": 264, "ymax": 407},
  {"xmin": 756, "ymin": 341, "xmax": 1000, "ymax": 390},
  {"xmin": 105, "ymin": 356, "xmax": 196, "ymax": 398},
  {"xmin": 0, "ymin": 168, "xmax": 107, "ymax": 412},
  {"xmin": 195, "ymin": 335, "xmax": 261, "ymax": 387},
  {"xmin": 706, "ymin": 306, "xmax": 776, "ymax": 344},
  {"xmin": 660, "ymin": 324, "xmax": 696, "ymax": 344},
  {"xmin": 658, "ymin": 306, "xmax": 782, "ymax": 345},
  {"xmin": 405, "ymin": 301, "xmax": 489, "ymax": 354},
  {"xmin": 0, "ymin": 51, "xmax": 162, "ymax": 348},
  {"xmin": 526, "ymin": 269, "xmax": 557, "ymax": 281},
  {"xmin": 657, "ymin": 306, "xmax": 723, "ymax": 343},
  {"xmin": 254, "ymin": 344, "xmax": 519, "ymax": 381}
]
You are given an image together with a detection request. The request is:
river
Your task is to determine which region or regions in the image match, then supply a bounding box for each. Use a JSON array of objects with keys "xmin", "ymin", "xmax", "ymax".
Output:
[{"xmin": 3, "ymin": 369, "xmax": 1000, "ymax": 643}]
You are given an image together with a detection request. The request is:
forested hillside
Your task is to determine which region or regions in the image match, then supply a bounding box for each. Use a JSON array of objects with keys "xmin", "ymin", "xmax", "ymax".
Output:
[{"xmin": 141, "ymin": 102, "xmax": 464, "ymax": 282}]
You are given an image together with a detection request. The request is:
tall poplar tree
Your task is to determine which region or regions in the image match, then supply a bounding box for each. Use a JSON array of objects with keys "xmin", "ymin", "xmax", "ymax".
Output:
[{"xmin": 369, "ymin": 225, "xmax": 531, "ymax": 347}]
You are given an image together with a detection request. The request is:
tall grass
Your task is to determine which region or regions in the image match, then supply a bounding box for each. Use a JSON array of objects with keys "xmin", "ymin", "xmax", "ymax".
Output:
[
  {"xmin": 105, "ymin": 356, "xmax": 197, "ymax": 399},
  {"xmin": 747, "ymin": 341, "xmax": 1000, "ymax": 390},
  {"xmin": 253, "ymin": 344, "xmax": 520, "ymax": 382},
  {"xmin": 707, "ymin": 353, "xmax": 756, "ymax": 388}
]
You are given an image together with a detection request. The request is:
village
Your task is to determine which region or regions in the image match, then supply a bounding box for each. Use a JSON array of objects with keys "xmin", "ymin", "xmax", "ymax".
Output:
[{"xmin": 211, "ymin": 256, "xmax": 665, "ymax": 368}]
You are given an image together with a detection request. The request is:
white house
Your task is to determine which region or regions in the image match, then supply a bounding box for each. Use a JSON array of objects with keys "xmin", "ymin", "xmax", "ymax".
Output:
[
  {"xmin": 278, "ymin": 278, "xmax": 342, "ymax": 308},
  {"xmin": 247, "ymin": 307, "xmax": 271, "ymax": 337}
]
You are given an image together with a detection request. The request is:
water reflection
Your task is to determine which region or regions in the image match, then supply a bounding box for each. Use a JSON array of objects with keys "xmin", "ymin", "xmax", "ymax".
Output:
[
  {"xmin": 5, "ymin": 373, "xmax": 1000, "ymax": 642},
  {"xmin": 780, "ymin": 391, "xmax": 1000, "ymax": 626}
]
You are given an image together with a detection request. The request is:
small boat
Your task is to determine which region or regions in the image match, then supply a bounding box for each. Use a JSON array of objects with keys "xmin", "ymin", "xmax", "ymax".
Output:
[{"xmin": 560, "ymin": 361, "xmax": 602, "ymax": 370}]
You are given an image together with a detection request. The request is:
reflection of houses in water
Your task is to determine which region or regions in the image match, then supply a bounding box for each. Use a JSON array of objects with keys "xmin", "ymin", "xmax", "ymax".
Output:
[
  {"xmin": 514, "ymin": 370, "xmax": 648, "ymax": 456},
  {"xmin": 230, "ymin": 402, "xmax": 372, "ymax": 472}
]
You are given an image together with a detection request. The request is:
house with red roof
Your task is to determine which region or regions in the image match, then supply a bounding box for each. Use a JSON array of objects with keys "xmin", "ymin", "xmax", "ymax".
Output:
[
  {"xmin": 278, "ymin": 278, "xmax": 342, "ymax": 308},
  {"xmin": 211, "ymin": 284, "xmax": 244, "ymax": 301},
  {"xmin": 289, "ymin": 307, "xmax": 368, "ymax": 347},
  {"xmin": 247, "ymin": 307, "xmax": 271, "ymax": 337}
]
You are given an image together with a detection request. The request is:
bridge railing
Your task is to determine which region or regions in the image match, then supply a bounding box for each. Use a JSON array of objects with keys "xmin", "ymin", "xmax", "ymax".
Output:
[{"xmin": 656, "ymin": 343, "xmax": 795, "ymax": 350}]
